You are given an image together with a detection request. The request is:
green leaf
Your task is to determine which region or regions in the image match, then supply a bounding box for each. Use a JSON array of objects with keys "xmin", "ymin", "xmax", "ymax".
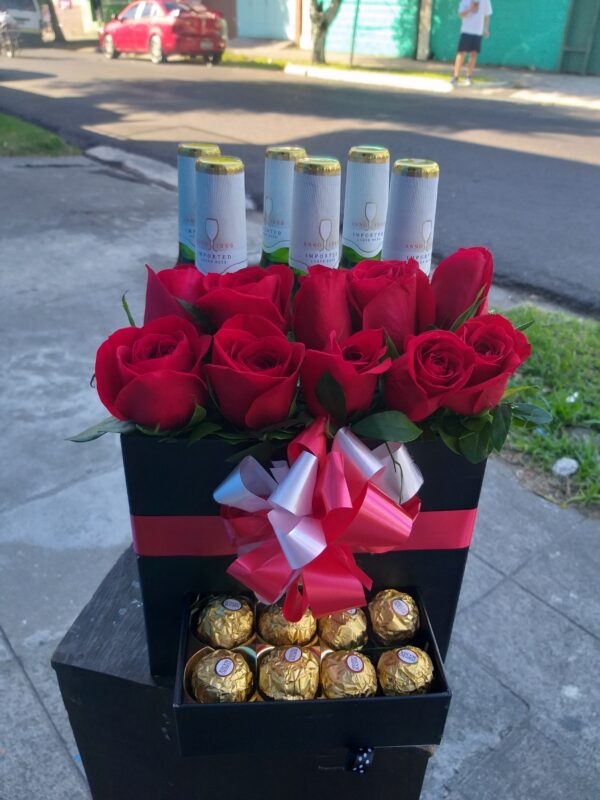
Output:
[
  {"xmin": 226, "ymin": 440, "xmax": 276, "ymax": 465},
  {"xmin": 502, "ymin": 384, "xmax": 536, "ymax": 401},
  {"xmin": 136, "ymin": 423, "xmax": 164, "ymax": 436},
  {"xmin": 315, "ymin": 371, "xmax": 347, "ymax": 427},
  {"xmin": 438, "ymin": 427, "xmax": 461, "ymax": 455},
  {"xmin": 351, "ymin": 411, "xmax": 422, "ymax": 443},
  {"xmin": 188, "ymin": 422, "xmax": 222, "ymax": 445},
  {"xmin": 69, "ymin": 416, "xmax": 137, "ymax": 442},
  {"xmin": 490, "ymin": 404, "xmax": 512, "ymax": 451},
  {"xmin": 384, "ymin": 331, "xmax": 400, "ymax": 360},
  {"xmin": 121, "ymin": 293, "xmax": 136, "ymax": 327},
  {"xmin": 461, "ymin": 412, "xmax": 492, "ymax": 432},
  {"xmin": 185, "ymin": 405, "xmax": 207, "ymax": 429},
  {"xmin": 458, "ymin": 429, "xmax": 493, "ymax": 463},
  {"xmin": 177, "ymin": 298, "xmax": 213, "ymax": 331},
  {"xmin": 515, "ymin": 319, "xmax": 534, "ymax": 332},
  {"xmin": 450, "ymin": 285, "xmax": 486, "ymax": 331},
  {"xmin": 511, "ymin": 403, "xmax": 552, "ymax": 425}
]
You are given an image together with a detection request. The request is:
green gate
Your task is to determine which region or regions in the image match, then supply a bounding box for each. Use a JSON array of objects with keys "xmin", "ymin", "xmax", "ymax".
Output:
[{"xmin": 560, "ymin": 0, "xmax": 600, "ymax": 75}]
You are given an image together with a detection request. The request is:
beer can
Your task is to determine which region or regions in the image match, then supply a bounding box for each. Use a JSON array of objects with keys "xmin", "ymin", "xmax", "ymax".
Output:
[
  {"xmin": 382, "ymin": 159, "xmax": 440, "ymax": 275},
  {"xmin": 341, "ymin": 145, "xmax": 390, "ymax": 268},
  {"xmin": 261, "ymin": 145, "xmax": 307, "ymax": 267},
  {"xmin": 289, "ymin": 156, "xmax": 341, "ymax": 273},
  {"xmin": 195, "ymin": 156, "xmax": 248, "ymax": 274},
  {"xmin": 177, "ymin": 142, "xmax": 221, "ymax": 263}
]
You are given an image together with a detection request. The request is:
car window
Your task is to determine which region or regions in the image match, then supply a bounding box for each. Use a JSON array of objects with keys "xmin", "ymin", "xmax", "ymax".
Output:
[
  {"xmin": 149, "ymin": 3, "xmax": 160, "ymax": 15},
  {"xmin": 120, "ymin": 4, "xmax": 140, "ymax": 20},
  {"xmin": 0, "ymin": 0, "xmax": 37, "ymax": 9},
  {"xmin": 163, "ymin": 2, "xmax": 191, "ymax": 12}
]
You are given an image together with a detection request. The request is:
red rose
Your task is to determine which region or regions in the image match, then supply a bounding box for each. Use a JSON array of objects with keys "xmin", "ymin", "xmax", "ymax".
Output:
[
  {"xmin": 204, "ymin": 314, "xmax": 305, "ymax": 429},
  {"xmin": 347, "ymin": 259, "xmax": 435, "ymax": 352},
  {"xmin": 300, "ymin": 329, "xmax": 390, "ymax": 419},
  {"xmin": 445, "ymin": 314, "xmax": 531, "ymax": 415},
  {"xmin": 384, "ymin": 330, "xmax": 476, "ymax": 421},
  {"xmin": 144, "ymin": 264, "xmax": 294, "ymax": 333},
  {"xmin": 292, "ymin": 265, "xmax": 353, "ymax": 350},
  {"xmin": 95, "ymin": 316, "xmax": 211, "ymax": 430},
  {"xmin": 431, "ymin": 247, "xmax": 493, "ymax": 329}
]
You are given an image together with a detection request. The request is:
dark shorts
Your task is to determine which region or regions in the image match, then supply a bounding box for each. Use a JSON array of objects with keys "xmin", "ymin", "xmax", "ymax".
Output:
[{"xmin": 457, "ymin": 32, "xmax": 482, "ymax": 53}]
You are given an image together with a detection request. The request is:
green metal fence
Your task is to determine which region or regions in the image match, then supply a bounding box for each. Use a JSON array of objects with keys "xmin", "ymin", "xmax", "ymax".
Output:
[{"xmin": 325, "ymin": 0, "xmax": 419, "ymax": 59}]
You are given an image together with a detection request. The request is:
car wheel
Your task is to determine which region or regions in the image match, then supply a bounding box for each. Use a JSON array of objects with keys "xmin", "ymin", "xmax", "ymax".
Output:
[
  {"xmin": 103, "ymin": 35, "xmax": 118, "ymax": 59},
  {"xmin": 149, "ymin": 35, "xmax": 166, "ymax": 64},
  {"xmin": 211, "ymin": 52, "xmax": 222, "ymax": 65}
]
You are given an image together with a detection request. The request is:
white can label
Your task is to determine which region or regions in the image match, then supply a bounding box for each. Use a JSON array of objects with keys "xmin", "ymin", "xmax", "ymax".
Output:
[
  {"xmin": 382, "ymin": 174, "xmax": 439, "ymax": 276},
  {"xmin": 222, "ymin": 598, "xmax": 242, "ymax": 611},
  {"xmin": 392, "ymin": 598, "xmax": 409, "ymax": 617},
  {"xmin": 346, "ymin": 654, "xmax": 364, "ymax": 673},
  {"xmin": 289, "ymin": 171, "xmax": 341, "ymax": 272},
  {"xmin": 342, "ymin": 160, "xmax": 389, "ymax": 258},
  {"xmin": 262, "ymin": 158, "xmax": 295, "ymax": 254},
  {"xmin": 284, "ymin": 647, "xmax": 302, "ymax": 663},
  {"xmin": 215, "ymin": 657, "xmax": 234, "ymax": 676},
  {"xmin": 195, "ymin": 170, "xmax": 248, "ymax": 273},
  {"xmin": 178, "ymin": 154, "xmax": 196, "ymax": 257},
  {"xmin": 398, "ymin": 649, "xmax": 418, "ymax": 665}
]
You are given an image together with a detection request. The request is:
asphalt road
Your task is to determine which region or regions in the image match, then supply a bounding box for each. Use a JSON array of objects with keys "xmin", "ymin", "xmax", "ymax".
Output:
[{"xmin": 2, "ymin": 47, "xmax": 600, "ymax": 311}]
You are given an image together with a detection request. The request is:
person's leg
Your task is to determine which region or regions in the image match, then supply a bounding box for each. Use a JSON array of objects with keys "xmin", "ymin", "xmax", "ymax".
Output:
[
  {"xmin": 453, "ymin": 51, "xmax": 466, "ymax": 79},
  {"xmin": 466, "ymin": 51, "xmax": 478, "ymax": 76}
]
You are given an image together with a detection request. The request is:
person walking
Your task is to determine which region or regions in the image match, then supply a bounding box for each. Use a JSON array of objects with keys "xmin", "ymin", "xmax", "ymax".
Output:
[{"xmin": 451, "ymin": 0, "xmax": 492, "ymax": 87}]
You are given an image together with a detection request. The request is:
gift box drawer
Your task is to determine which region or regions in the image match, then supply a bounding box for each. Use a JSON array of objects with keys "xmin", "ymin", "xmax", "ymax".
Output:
[{"xmin": 173, "ymin": 590, "xmax": 451, "ymax": 757}]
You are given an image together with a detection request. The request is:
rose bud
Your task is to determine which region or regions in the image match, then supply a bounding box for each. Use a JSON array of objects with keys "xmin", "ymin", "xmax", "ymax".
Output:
[
  {"xmin": 204, "ymin": 314, "xmax": 305, "ymax": 430},
  {"xmin": 431, "ymin": 247, "xmax": 493, "ymax": 329},
  {"xmin": 292, "ymin": 265, "xmax": 353, "ymax": 350},
  {"xmin": 446, "ymin": 314, "xmax": 532, "ymax": 415},
  {"xmin": 347, "ymin": 259, "xmax": 435, "ymax": 353},
  {"xmin": 144, "ymin": 264, "xmax": 205, "ymax": 325},
  {"xmin": 95, "ymin": 315, "xmax": 211, "ymax": 430},
  {"xmin": 384, "ymin": 329, "xmax": 476, "ymax": 421},
  {"xmin": 300, "ymin": 330, "xmax": 390, "ymax": 419}
]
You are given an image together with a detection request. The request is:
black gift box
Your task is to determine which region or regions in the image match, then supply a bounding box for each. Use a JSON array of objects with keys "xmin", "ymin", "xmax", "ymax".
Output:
[
  {"xmin": 121, "ymin": 433, "xmax": 486, "ymax": 679},
  {"xmin": 174, "ymin": 589, "xmax": 451, "ymax": 758}
]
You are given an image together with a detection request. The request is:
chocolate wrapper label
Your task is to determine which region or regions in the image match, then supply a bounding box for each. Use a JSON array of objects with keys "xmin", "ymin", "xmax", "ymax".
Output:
[
  {"xmin": 284, "ymin": 647, "xmax": 302, "ymax": 663},
  {"xmin": 215, "ymin": 657, "xmax": 235, "ymax": 676},
  {"xmin": 223, "ymin": 598, "xmax": 242, "ymax": 611},
  {"xmin": 398, "ymin": 649, "xmax": 418, "ymax": 665},
  {"xmin": 392, "ymin": 598, "xmax": 409, "ymax": 616},
  {"xmin": 346, "ymin": 654, "xmax": 365, "ymax": 673}
]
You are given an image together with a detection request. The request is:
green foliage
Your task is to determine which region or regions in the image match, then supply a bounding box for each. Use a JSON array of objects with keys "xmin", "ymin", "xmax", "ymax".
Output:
[
  {"xmin": 0, "ymin": 113, "xmax": 79, "ymax": 157},
  {"xmin": 351, "ymin": 411, "xmax": 421, "ymax": 443},
  {"xmin": 315, "ymin": 371, "xmax": 347, "ymax": 427}
]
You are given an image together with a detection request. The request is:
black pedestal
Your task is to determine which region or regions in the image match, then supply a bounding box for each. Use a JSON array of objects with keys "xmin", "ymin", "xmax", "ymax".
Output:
[{"xmin": 52, "ymin": 550, "xmax": 436, "ymax": 800}]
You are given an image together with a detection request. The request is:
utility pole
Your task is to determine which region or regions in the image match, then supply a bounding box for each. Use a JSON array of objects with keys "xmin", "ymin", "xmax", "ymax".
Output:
[
  {"xmin": 416, "ymin": 0, "xmax": 433, "ymax": 61},
  {"xmin": 349, "ymin": 0, "xmax": 361, "ymax": 67}
]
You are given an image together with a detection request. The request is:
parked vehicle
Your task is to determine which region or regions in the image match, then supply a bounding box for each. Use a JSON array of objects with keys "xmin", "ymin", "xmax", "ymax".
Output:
[
  {"xmin": 0, "ymin": 0, "xmax": 41, "ymax": 45},
  {"xmin": 99, "ymin": 0, "xmax": 227, "ymax": 64}
]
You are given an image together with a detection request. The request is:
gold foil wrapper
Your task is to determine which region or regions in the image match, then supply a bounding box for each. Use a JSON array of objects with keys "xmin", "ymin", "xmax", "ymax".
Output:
[
  {"xmin": 295, "ymin": 156, "xmax": 341, "ymax": 176},
  {"xmin": 257, "ymin": 604, "xmax": 316, "ymax": 645},
  {"xmin": 348, "ymin": 145, "xmax": 390, "ymax": 163},
  {"xmin": 321, "ymin": 651, "xmax": 378, "ymax": 699},
  {"xmin": 392, "ymin": 158, "xmax": 439, "ymax": 178},
  {"xmin": 266, "ymin": 145, "xmax": 307, "ymax": 161},
  {"xmin": 196, "ymin": 155, "xmax": 244, "ymax": 175},
  {"xmin": 377, "ymin": 646, "xmax": 434, "ymax": 695},
  {"xmin": 190, "ymin": 648, "xmax": 253, "ymax": 703},
  {"xmin": 178, "ymin": 142, "xmax": 221, "ymax": 158},
  {"xmin": 318, "ymin": 608, "xmax": 368, "ymax": 650},
  {"xmin": 368, "ymin": 589, "xmax": 419, "ymax": 645},
  {"xmin": 196, "ymin": 596, "xmax": 254, "ymax": 649},
  {"xmin": 258, "ymin": 646, "xmax": 320, "ymax": 701}
]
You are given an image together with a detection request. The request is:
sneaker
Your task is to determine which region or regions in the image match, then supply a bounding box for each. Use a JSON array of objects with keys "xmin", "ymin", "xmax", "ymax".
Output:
[
  {"xmin": 463, "ymin": 77, "xmax": 472, "ymax": 86},
  {"xmin": 450, "ymin": 76, "xmax": 459, "ymax": 87}
]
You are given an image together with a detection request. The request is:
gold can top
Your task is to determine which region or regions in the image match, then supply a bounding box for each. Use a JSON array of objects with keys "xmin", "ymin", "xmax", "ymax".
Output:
[
  {"xmin": 266, "ymin": 145, "xmax": 307, "ymax": 161},
  {"xmin": 348, "ymin": 145, "xmax": 390, "ymax": 164},
  {"xmin": 393, "ymin": 158, "xmax": 439, "ymax": 178},
  {"xmin": 295, "ymin": 156, "xmax": 341, "ymax": 176},
  {"xmin": 196, "ymin": 155, "xmax": 244, "ymax": 175},
  {"xmin": 178, "ymin": 142, "xmax": 221, "ymax": 158}
]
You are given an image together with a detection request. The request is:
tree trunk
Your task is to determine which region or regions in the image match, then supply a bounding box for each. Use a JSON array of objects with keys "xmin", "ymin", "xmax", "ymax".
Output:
[
  {"xmin": 46, "ymin": 0, "xmax": 66, "ymax": 43},
  {"xmin": 309, "ymin": 0, "xmax": 343, "ymax": 64}
]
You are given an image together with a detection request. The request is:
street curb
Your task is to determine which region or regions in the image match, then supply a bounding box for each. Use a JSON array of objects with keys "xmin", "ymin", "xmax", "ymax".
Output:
[
  {"xmin": 284, "ymin": 63, "xmax": 453, "ymax": 94},
  {"xmin": 86, "ymin": 145, "xmax": 257, "ymax": 210}
]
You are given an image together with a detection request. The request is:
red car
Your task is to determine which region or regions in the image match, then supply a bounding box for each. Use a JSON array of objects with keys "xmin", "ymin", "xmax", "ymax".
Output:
[{"xmin": 99, "ymin": 1, "xmax": 227, "ymax": 64}]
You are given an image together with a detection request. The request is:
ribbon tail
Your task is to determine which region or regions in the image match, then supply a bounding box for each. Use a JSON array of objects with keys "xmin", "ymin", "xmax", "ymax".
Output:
[
  {"xmin": 226, "ymin": 540, "xmax": 294, "ymax": 605},
  {"xmin": 282, "ymin": 576, "xmax": 310, "ymax": 623},
  {"xmin": 301, "ymin": 546, "xmax": 372, "ymax": 618}
]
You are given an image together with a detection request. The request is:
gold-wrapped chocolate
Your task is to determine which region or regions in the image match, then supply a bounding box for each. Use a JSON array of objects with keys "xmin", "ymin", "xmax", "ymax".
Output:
[
  {"xmin": 257, "ymin": 604, "xmax": 316, "ymax": 645},
  {"xmin": 196, "ymin": 595, "xmax": 254, "ymax": 648},
  {"xmin": 318, "ymin": 607, "xmax": 368, "ymax": 650},
  {"xmin": 368, "ymin": 589, "xmax": 419, "ymax": 645},
  {"xmin": 258, "ymin": 646, "xmax": 320, "ymax": 701},
  {"xmin": 377, "ymin": 646, "xmax": 434, "ymax": 695},
  {"xmin": 190, "ymin": 648, "xmax": 253, "ymax": 703},
  {"xmin": 321, "ymin": 651, "xmax": 378, "ymax": 699}
]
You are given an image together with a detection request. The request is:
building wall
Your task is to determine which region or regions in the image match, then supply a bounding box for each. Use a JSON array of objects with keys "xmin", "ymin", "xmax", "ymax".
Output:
[
  {"xmin": 430, "ymin": 0, "xmax": 571, "ymax": 71},
  {"xmin": 325, "ymin": 0, "xmax": 419, "ymax": 58},
  {"xmin": 236, "ymin": 0, "xmax": 297, "ymax": 40}
]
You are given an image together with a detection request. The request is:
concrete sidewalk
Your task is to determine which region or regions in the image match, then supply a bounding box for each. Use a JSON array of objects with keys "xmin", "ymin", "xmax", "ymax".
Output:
[
  {"xmin": 228, "ymin": 37, "xmax": 600, "ymax": 111},
  {"xmin": 0, "ymin": 155, "xmax": 598, "ymax": 800}
]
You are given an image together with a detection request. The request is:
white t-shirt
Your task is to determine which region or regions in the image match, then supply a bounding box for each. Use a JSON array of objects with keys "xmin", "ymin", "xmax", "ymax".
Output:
[{"xmin": 459, "ymin": 0, "xmax": 492, "ymax": 36}]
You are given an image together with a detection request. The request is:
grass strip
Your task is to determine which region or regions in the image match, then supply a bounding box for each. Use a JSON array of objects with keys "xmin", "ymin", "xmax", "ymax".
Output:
[
  {"xmin": 0, "ymin": 113, "xmax": 79, "ymax": 157},
  {"xmin": 504, "ymin": 305, "xmax": 600, "ymax": 508}
]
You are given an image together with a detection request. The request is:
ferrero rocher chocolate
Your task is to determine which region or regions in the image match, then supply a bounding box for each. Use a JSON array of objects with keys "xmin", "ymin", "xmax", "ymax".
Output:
[
  {"xmin": 368, "ymin": 589, "xmax": 419, "ymax": 645},
  {"xmin": 377, "ymin": 646, "xmax": 434, "ymax": 695},
  {"xmin": 257, "ymin": 604, "xmax": 316, "ymax": 645},
  {"xmin": 318, "ymin": 607, "xmax": 368, "ymax": 650},
  {"xmin": 190, "ymin": 648, "xmax": 253, "ymax": 703},
  {"xmin": 321, "ymin": 651, "xmax": 378, "ymax": 699},
  {"xmin": 196, "ymin": 596, "xmax": 254, "ymax": 648},
  {"xmin": 258, "ymin": 646, "xmax": 320, "ymax": 701}
]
